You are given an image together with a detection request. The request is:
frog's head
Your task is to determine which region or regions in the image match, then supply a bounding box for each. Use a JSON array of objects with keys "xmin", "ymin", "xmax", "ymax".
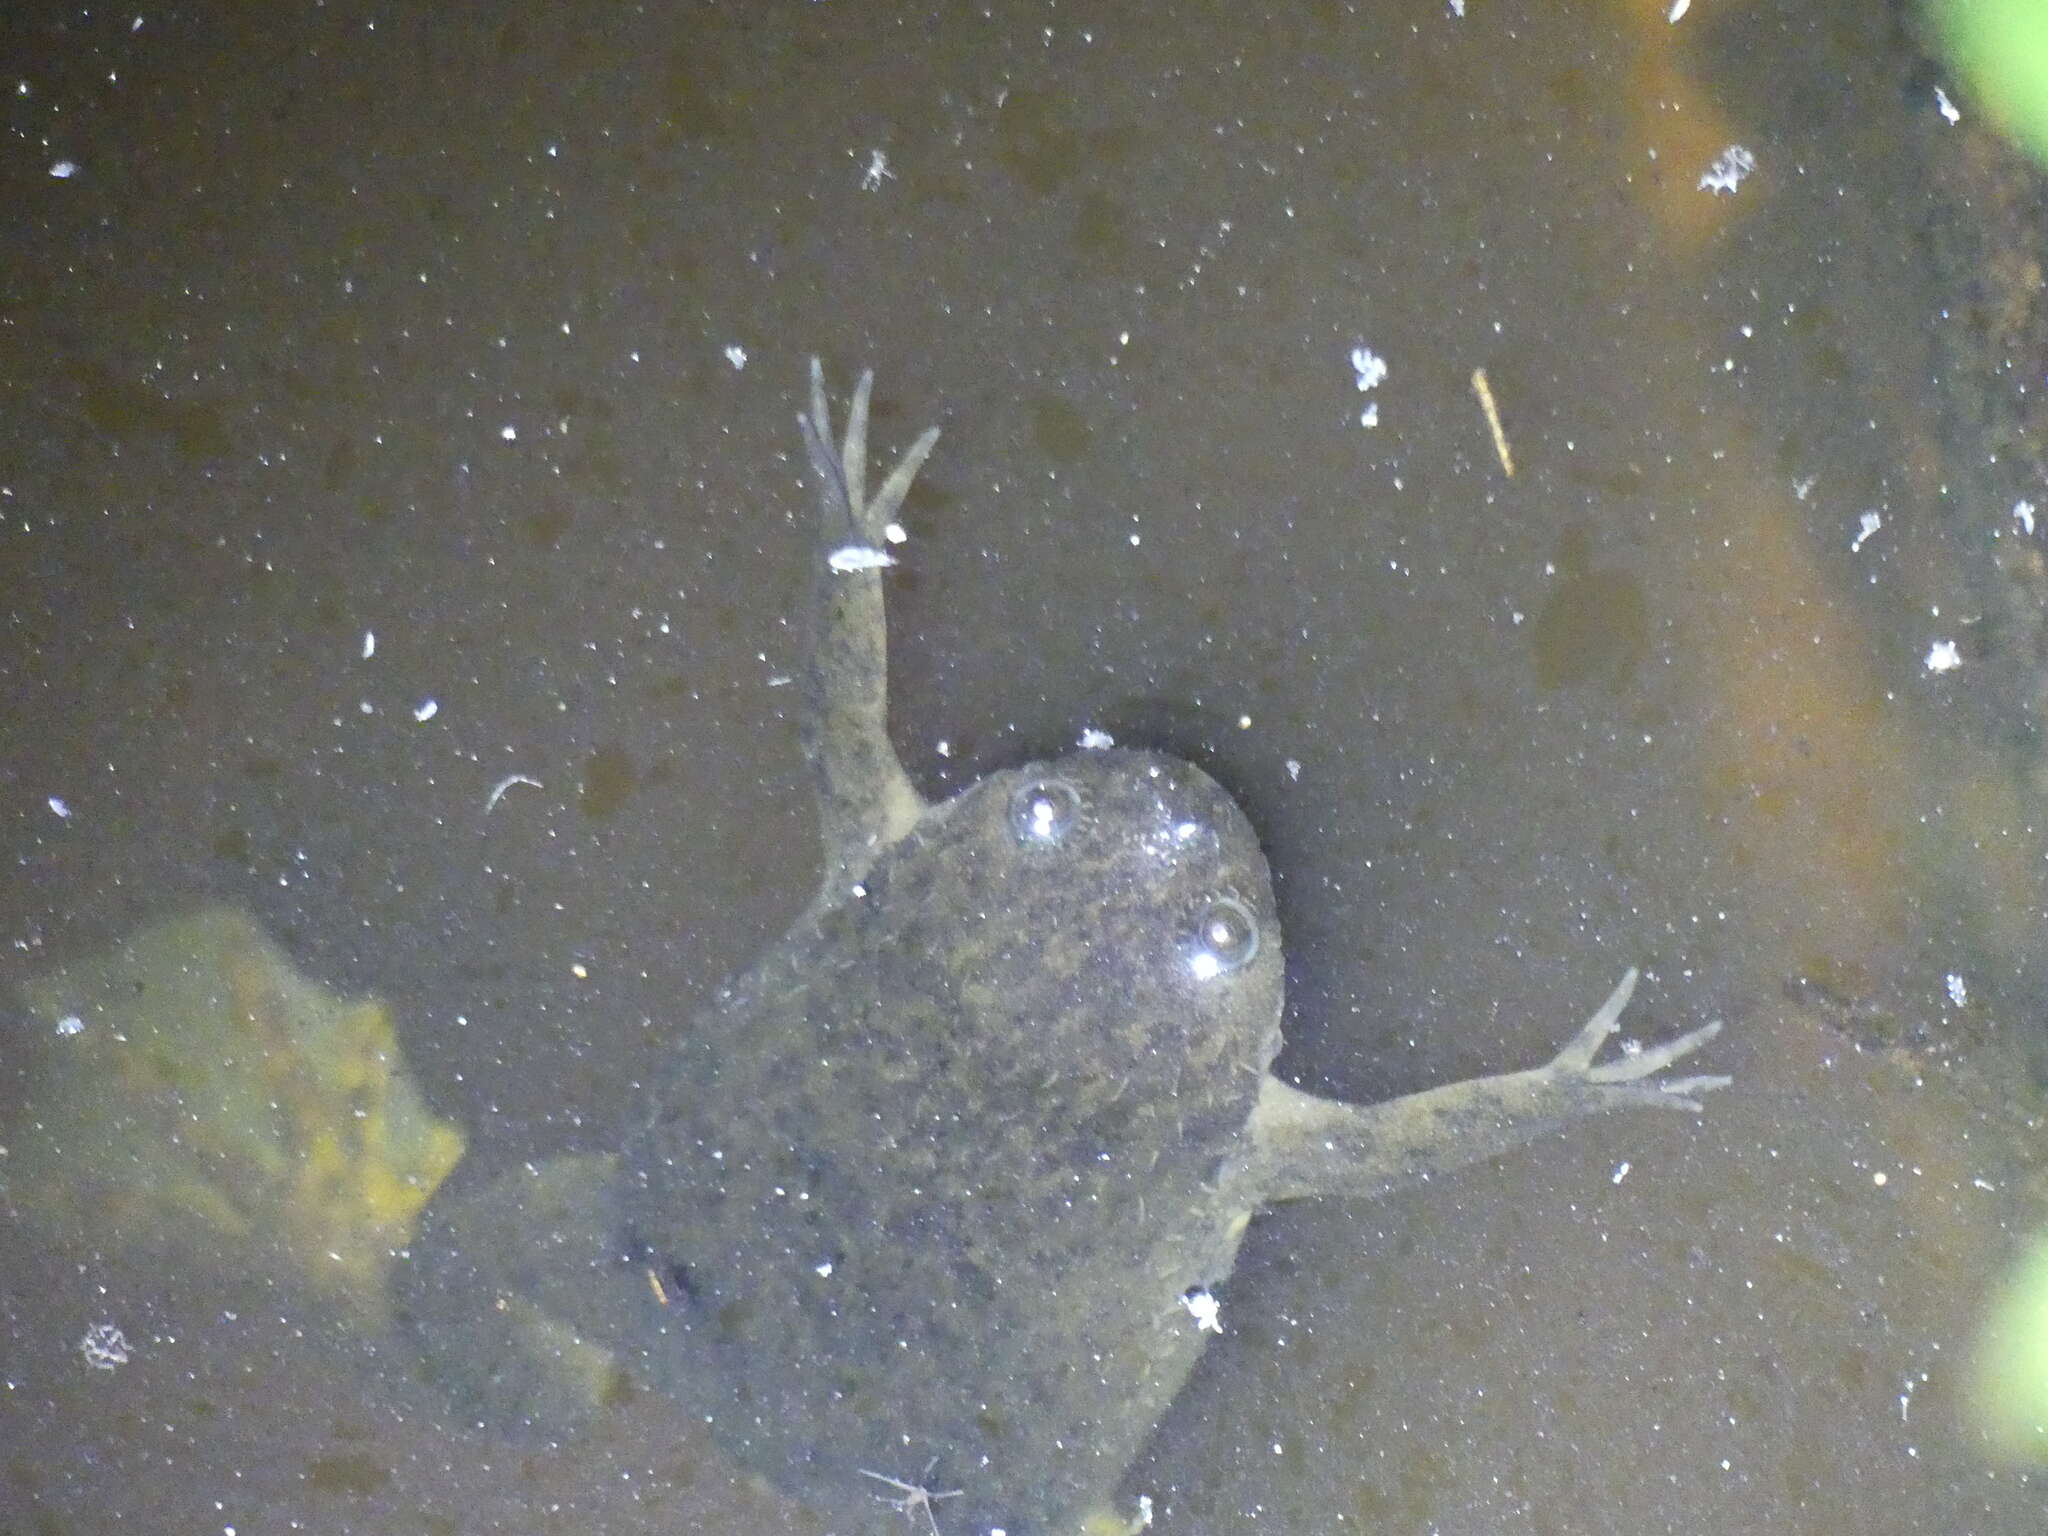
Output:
[{"xmin": 896, "ymin": 746, "xmax": 1284, "ymax": 1141}]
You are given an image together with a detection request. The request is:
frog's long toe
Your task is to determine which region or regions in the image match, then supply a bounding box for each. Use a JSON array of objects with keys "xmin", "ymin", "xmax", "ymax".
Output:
[
  {"xmin": 801, "ymin": 357, "xmax": 939, "ymax": 544},
  {"xmin": 1543, "ymin": 968, "xmax": 1730, "ymax": 1112}
]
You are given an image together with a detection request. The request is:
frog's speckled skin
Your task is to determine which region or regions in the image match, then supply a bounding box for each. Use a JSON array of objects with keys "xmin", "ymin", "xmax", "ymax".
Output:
[{"xmin": 396, "ymin": 363, "xmax": 1729, "ymax": 1536}]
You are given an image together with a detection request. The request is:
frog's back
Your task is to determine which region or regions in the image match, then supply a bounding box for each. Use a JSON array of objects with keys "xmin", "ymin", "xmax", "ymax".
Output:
[{"xmin": 610, "ymin": 746, "xmax": 1284, "ymax": 1531}]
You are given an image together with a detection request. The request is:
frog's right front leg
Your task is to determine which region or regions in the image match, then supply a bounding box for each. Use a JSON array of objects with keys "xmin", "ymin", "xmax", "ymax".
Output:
[
  {"xmin": 795, "ymin": 360, "xmax": 940, "ymax": 887},
  {"xmin": 1221, "ymin": 969, "xmax": 1729, "ymax": 1208}
]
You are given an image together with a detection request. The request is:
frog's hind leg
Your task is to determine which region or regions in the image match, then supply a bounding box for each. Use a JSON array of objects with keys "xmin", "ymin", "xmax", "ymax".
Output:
[
  {"xmin": 392, "ymin": 1152, "xmax": 632, "ymax": 1436},
  {"xmin": 796, "ymin": 360, "xmax": 940, "ymax": 886}
]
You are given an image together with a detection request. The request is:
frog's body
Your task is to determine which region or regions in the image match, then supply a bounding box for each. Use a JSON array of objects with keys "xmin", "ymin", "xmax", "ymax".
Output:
[{"xmin": 396, "ymin": 362, "xmax": 1728, "ymax": 1535}]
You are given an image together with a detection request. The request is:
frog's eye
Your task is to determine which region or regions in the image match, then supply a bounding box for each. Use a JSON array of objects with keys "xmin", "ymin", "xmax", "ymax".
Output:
[
  {"xmin": 1187, "ymin": 894, "xmax": 1259, "ymax": 979},
  {"xmin": 1009, "ymin": 777, "xmax": 1084, "ymax": 847}
]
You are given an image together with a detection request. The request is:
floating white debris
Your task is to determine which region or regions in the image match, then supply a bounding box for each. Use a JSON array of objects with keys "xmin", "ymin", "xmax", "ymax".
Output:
[
  {"xmin": 827, "ymin": 544, "xmax": 896, "ymax": 573},
  {"xmin": 1925, "ymin": 639, "xmax": 1962, "ymax": 674},
  {"xmin": 2014, "ymin": 499, "xmax": 2036, "ymax": 535},
  {"xmin": 1349, "ymin": 345, "xmax": 1387, "ymax": 393},
  {"xmin": 361, "ymin": 629, "xmax": 375, "ymax": 659},
  {"xmin": 55, "ymin": 1013, "xmax": 84, "ymax": 1037},
  {"xmin": 48, "ymin": 796, "xmax": 71, "ymax": 819},
  {"xmin": 79, "ymin": 1321, "xmax": 130, "ymax": 1370},
  {"xmin": 1851, "ymin": 510, "xmax": 1882, "ymax": 552},
  {"xmin": 1351, "ymin": 345, "xmax": 1388, "ymax": 428},
  {"xmin": 724, "ymin": 344, "xmax": 747, "ymax": 370},
  {"xmin": 485, "ymin": 773, "xmax": 543, "ymax": 812},
  {"xmin": 1947, "ymin": 972, "xmax": 1968, "ymax": 1008},
  {"xmin": 1698, "ymin": 145, "xmax": 1756, "ymax": 195},
  {"xmin": 1668, "ymin": 0, "xmax": 1690, "ymax": 20},
  {"xmin": 49, "ymin": 160, "xmax": 78, "ymax": 179},
  {"xmin": 412, "ymin": 698, "xmax": 438, "ymax": 723},
  {"xmin": 1181, "ymin": 1286, "xmax": 1223, "ymax": 1333},
  {"xmin": 1612, "ymin": 1159, "xmax": 1632, "ymax": 1185},
  {"xmin": 1079, "ymin": 727, "xmax": 1115, "ymax": 750},
  {"xmin": 1935, "ymin": 86, "xmax": 1961, "ymax": 126}
]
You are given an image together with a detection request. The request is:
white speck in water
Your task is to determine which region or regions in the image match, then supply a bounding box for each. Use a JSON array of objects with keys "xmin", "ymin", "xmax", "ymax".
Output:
[
  {"xmin": 79, "ymin": 1322, "xmax": 130, "ymax": 1370},
  {"xmin": 47, "ymin": 797, "xmax": 71, "ymax": 819},
  {"xmin": 413, "ymin": 698, "xmax": 437, "ymax": 722},
  {"xmin": 1698, "ymin": 145, "xmax": 1756, "ymax": 195},
  {"xmin": 1946, "ymin": 972, "xmax": 1967, "ymax": 1008},
  {"xmin": 827, "ymin": 544, "xmax": 895, "ymax": 573},
  {"xmin": 1349, "ymin": 345, "xmax": 1388, "ymax": 393},
  {"xmin": 1924, "ymin": 639, "xmax": 1962, "ymax": 674},
  {"xmin": 1851, "ymin": 510, "xmax": 1881, "ymax": 552},
  {"xmin": 724, "ymin": 344, "xmax": 747, "ymax": 370},
  {"xmin": 361, "ymin": 629, "xmax": 375, "ymax": 659},
  {"xmin": 1079, "ymin": 727, "xmax": 1115, "ymax": 750},
  {"xmin": 1181, "ymin": 1287, "xmax": 1223, "ymax": 1333},
  {"xmin": 484, "ymin": 774, "xmax": 543, "ymax": 813}
]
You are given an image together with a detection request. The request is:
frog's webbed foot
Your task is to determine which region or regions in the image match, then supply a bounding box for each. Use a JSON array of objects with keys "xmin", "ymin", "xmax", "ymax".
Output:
[
  {"xmin": 800, "ymin": 358, "xmax": 940, "ymax": 555},
  {"xmin": 1538, "ymin": 968, "xmax": 1730, "ymax": 1112}
]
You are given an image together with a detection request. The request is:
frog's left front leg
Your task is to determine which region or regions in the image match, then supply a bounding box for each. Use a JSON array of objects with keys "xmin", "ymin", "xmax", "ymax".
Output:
[
  {"xmin": 1221, "ymin": 970, "xmax": 1729, "ymax": 1208},
  {"xmin": 795, "ymin": 360, "xmax": 940, "ymax": 887}
]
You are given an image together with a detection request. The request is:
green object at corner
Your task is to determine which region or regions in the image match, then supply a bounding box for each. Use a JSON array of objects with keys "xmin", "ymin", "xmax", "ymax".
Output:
[{"xmin": 1933, "ymin": 0, "xmax": 2048, "ymax": 169}]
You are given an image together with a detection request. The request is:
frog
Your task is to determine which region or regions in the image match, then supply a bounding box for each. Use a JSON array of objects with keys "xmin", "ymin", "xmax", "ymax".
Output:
[{"xmin": 393, "ymin": 360, "xmax": 1730, "ymax": 1536}]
